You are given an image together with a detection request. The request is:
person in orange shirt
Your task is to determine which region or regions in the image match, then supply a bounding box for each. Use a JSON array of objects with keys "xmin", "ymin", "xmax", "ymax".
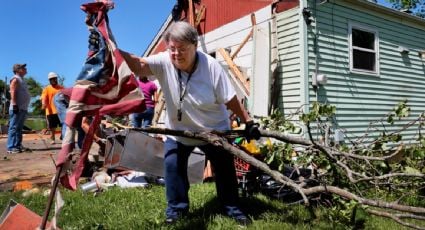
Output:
[{"xmin": 41, "ymin": 72, "xmax": 64, "ymax": 144}]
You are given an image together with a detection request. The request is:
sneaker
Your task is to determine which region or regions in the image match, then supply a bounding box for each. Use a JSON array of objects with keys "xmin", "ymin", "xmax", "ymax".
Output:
[
  {"xmin": 19, "ymin": 146, "xmax": 32, "ymax": 152},
  {"xmin": 155, "ymin": 177, "xmax": 165, "ymax": 185},
  {"xmin": 164, "ymin": 216, "xmax": 178, "ymax": 225},
  {"xmin": 164, "ymin": 210, "xmax": 188, "ymax": 225},
  {"xmin": 224, "ymin": 206, "xmax": 251, "ymax": 226},
  {"xmin": 233, "ymin": 214, "xmax": 251, "ymax": 226},
  {"xmin": 7, "ymin": 149, "xmax": 21, "ymax": 154}
]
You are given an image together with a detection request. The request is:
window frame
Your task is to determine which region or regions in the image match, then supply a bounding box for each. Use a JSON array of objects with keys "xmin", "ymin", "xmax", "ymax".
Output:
[{"xmin": 348, "ymin": 22, "xmax": 380, "ymax": 76}]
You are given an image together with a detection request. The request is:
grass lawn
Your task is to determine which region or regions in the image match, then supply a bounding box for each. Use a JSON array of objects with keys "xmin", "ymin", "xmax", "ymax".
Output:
[
  {"xmin": 24, "ymin": 117, "xmax": 46, "ymax": 131},
  {"xmin": 0, "ymin": 117, "xmax": 46, "ymax": 131},
  {"xmin": 0, "ymin": 182, "xmax": 415, "ymax": 229}
]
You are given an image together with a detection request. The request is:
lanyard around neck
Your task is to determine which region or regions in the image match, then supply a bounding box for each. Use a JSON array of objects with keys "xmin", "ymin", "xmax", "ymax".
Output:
[
  {"xmin": 176, "ymin": 53, "xmax": 198, "ymax": 121},
  {"xmin": 177, "ymin": 53, "xmax": 198, "ymax": 103}
]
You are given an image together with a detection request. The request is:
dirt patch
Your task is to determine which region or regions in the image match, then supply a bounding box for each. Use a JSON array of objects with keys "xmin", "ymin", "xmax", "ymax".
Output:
[{"xmin": 0, "ymin": 132, "xmax": 90, "ymax": 191}]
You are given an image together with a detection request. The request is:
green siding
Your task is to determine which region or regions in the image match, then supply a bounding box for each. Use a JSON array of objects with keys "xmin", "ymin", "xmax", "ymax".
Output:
[
  {"xmin": 276, "ymin": 8, "xmax": 302, "ymax": 114},
  {"xmin": 307, "ymin": 1, "xmax": 425, "ymax": 142}
]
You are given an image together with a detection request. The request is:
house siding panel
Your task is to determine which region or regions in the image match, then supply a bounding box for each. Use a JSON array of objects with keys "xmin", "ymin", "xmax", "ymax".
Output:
[
  {"xmin": 276, "ymin": 8, "xmax": 302, "ymax": 114},
  {"xmin": 196, "ymin": 0, "xmax": 273, "ymax": 35},
  {"xmin": 308, "ymin": 1, "xmax": 425, "ymax": 142}
]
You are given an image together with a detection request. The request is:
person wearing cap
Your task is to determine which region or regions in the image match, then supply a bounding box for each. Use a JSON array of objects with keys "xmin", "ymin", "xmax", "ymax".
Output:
[
  {"xmin": 41, "ymin": 72, "xmax": 64, "ymax": 145},
  {"xmin": 7, "ymin": 64, "xmax": 31, "ymax": 154}
]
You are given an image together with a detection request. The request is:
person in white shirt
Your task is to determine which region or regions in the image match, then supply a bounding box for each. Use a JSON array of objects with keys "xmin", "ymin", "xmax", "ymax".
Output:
[{"xmin": 121, "ymin": 21, "xmax": 260, "ymax": 225}]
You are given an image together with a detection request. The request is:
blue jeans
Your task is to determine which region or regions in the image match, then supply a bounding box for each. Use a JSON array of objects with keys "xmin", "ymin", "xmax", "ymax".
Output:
[
  {"xmin": 7, "ymin": 109, "xmax": 28, "ymax": 150},
  {"xmin": 164, "ymin": 138, "xmax": 240, "ymax": 219},
  {"xmin": 54, "ymin": 93, "xmax": 67, "ymax": 139},
  {"xmin": 54, "ymin": 93, "xmax": 85, "ymax": 148},
  {"xmin": 129, "ymin": 107, "xmax": 154, "ymax": 128}
]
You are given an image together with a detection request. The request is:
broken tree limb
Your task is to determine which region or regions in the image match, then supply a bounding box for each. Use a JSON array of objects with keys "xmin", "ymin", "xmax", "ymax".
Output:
[
  {"xmin": 366, "ymin": 209, "xmax": 425, "ymax": 230},
  {"xmin": 260, "ymin": 129, "xmax": 312, "ymax": 146},
  {"xmin": 107, "ymin": 123, "xmax": 425, "ymax": 228},
  {"xmin": 129, "ymin": 127, "xmax": 310, "ymax": 204},
  {"xmin": 302, "ymin": 185, "xmax": 425, "ymax": 214},
  {"xmin": 114, "ymin": 125, "xmax": 425, "ymax": 185}
]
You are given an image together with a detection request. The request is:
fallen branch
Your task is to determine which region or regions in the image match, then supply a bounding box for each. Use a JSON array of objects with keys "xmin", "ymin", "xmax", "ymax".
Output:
[
  {"xmin": 107, "ymin": 124, "xmax": 425, "ymax": 228},
  {"xmin": 302, "ymin": 185, "xmax": 425, "ymax": 214},
  {"xmin": 129, "ymin": 127, "xmax": 310, "ymax": 204},
  {"xmin": 367, "ymin": 209, "xmax": 425, "ymax": 230}
]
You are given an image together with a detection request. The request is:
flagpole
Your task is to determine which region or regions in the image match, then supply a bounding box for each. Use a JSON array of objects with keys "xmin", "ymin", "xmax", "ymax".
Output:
[{"xmin": 39, "ymin": 165, "xmax": 63, "ymax": 230}]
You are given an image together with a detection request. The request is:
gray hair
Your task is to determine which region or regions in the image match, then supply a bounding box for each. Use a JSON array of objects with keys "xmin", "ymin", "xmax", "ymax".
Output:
[{"xmin": 163, "ymin": 21, "xmax": 198, "ymax": 45}]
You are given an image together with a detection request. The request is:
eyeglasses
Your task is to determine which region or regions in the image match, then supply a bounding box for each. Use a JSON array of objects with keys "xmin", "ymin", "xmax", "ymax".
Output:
[{"xmin": 167, "ymin": 44, "xmax": 192, "ymax": 54}]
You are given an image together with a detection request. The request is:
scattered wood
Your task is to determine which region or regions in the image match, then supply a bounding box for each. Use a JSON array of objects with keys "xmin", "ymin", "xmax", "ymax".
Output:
[
  {"xmin": 195, "ymin": 4, "xmax": 206, "ymax": 27},
  {"xmin": 230, "ymin": 13, "xmax": 257, "ymax": 60},
  {"xmin": 218, "ymin": 48, "xmax": 250, "ymax": 96}
]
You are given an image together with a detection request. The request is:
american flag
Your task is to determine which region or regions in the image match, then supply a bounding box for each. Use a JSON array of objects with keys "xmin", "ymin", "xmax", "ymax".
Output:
[{"xmin": 56, "ymin": 1, "xmax": 145, "ymax": 190}]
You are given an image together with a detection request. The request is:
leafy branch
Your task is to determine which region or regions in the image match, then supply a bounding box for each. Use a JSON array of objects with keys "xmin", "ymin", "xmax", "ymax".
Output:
[{"xmin": 110, "ymin": 101, "xmax": 425, "ymax": 229}]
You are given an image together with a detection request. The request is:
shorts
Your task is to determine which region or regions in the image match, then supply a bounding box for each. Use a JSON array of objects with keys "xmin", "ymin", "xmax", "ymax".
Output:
[{"xmin": 46, "ymin": 114, "xmax": 61, "ymax": 129}]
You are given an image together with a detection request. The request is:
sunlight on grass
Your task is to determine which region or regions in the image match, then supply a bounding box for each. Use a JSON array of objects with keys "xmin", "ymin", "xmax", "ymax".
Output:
[
  {"xmin": 0, "ymin": 183, "xmax": 420, "ymax": 229},
  {"xmin": 0, "ymin": 117, "xmax": 46, "ymax": 131}
]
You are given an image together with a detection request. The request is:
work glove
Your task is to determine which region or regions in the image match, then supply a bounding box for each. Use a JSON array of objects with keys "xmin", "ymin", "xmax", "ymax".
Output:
[
  {"xmin": 12, "ymin": 105, "xmax": 19, "ymax": 114},
  {"xmin": 244, "ymin": 120, "xmax": 261, "ymax": 141}
]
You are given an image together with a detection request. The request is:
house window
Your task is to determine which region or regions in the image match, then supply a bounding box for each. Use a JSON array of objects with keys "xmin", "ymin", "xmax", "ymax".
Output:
[{"xmin": 349, "ymin": 24, "xmax": 379, "ymax": 74}]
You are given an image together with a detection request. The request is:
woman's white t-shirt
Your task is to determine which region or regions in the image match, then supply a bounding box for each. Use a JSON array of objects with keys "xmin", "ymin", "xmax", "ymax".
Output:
[{"xmin": 145, "ymin": 51, "xmax": 236, "ymax": 145}]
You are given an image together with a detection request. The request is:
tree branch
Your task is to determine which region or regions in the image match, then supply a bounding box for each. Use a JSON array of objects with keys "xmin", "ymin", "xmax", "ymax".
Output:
[
  {"xmin": 366, "ymin": 209, "xmax": 425, "ymax": 230},
  {"xmin": 106, "ymin": 124, "xmax": 425, "ymax": 228}
]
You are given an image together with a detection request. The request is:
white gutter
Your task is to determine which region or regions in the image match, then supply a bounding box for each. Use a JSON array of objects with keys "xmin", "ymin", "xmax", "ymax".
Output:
[{"xmin": 299, "ymin": 0, "xmax": 309, "ymax": 114}]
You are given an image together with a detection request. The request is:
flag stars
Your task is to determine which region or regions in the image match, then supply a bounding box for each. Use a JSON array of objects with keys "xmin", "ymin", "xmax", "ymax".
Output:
[{"xmin": 87, "ymin": 68, "xmax": 95, "ymax": 76}]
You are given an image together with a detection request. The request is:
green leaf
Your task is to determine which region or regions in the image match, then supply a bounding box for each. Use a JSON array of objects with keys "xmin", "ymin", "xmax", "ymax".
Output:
[
  {"xmin": 278, "ymin": 163, "xmax": 284, "ymax": 172},
  {"xmin": 404, "ymin": 166, "xmax": 421, "ymax": 174},
  {"xmin": 391, "ymin": 134, "xmax": 402, "ymax": 142},
  {"xmin": 266, "ymin": 153, "xmax": 275, "ymax": 165},
  {"xmin": 387, "ymin": 114, "xmax": 394, "ymax": 124}
]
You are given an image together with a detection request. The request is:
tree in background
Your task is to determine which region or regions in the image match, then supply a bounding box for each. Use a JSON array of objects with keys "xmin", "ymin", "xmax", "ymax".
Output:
[
  {"xmin": 30, "ymin": 99, "xmax": 43, "ymax": 116},
  {"xmin": 385, "ymin": 0, "xmax": 425, "ymax": 17},
  {"xmin": 25, "ymin": 76, "xmax": 43, "ymax": 116},
  {"xmin": 0, "ymin": 79, "xmax": 10, "ymax": 117}
]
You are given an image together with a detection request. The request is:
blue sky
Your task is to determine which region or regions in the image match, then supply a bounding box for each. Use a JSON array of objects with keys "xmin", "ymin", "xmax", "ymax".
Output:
[
  {"xmin": 378, "ymin": 0, "xmax": 392, "ymax": 7},
  {"xmin": 0, "ymin": 1, "xmax": 175, "ymax": 87},
  {"xmin": 0, "ymin": 0, "xmax": 393, "ymax": 88}
]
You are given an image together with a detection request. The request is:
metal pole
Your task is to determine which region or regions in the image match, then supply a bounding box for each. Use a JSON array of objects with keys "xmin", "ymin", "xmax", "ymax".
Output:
[{"xmin": 39, "ymin": 165, "xmax": 63, "ymax": 230}]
